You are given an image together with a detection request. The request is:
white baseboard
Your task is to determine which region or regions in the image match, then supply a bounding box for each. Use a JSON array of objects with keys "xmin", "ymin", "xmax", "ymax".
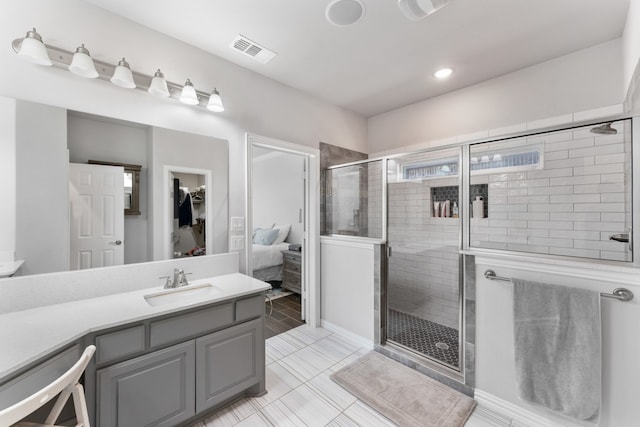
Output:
[
  {"xmin": 474, "ymin": 389, "xmax": 566, "ymax": 427},
  {"xmin": 320, "ymin": 320, "xmax": 374, "ymax": 349}
]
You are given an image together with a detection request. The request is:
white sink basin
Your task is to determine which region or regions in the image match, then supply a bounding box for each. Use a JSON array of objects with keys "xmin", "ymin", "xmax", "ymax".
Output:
[{"xmin": 144, "ymin": 283, "xmax": 220, "ymax": 307}]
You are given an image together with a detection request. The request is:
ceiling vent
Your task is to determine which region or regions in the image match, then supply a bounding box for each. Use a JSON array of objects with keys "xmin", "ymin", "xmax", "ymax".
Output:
[{"xmin": 229, "ymin": 35, "xmax": 277, "ymax": 64}]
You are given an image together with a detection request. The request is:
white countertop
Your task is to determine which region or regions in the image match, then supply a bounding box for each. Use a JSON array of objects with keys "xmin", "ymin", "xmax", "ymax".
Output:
[{"xmin": 0, "ymin": 273, "xmax": 270, "ymax": 380}]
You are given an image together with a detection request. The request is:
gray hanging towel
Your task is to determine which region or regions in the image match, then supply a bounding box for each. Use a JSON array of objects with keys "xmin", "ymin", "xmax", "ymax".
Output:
[{"xmin": 513, "ymin": 279, "xmax": 601, "ymax": 422}]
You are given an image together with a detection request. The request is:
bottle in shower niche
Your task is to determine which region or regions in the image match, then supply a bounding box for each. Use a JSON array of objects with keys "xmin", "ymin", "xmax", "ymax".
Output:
[
  {"xmin": 443, "ymin": 200, "xmax": 451, "ymax": 217},
  {"xmin": 433, "ymin": 200, "xmax": 441, "ymax": 218},
  {"xmin": 472, "ymin": 196, "xmax": 484, "ymax": 218},
  {"xmin": 452, "ymin": 201, "xmax": 459, "ymax": 218}
]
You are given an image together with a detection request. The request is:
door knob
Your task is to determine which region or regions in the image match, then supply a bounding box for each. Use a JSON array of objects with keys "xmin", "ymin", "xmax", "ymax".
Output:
[{"xmin": 109, "ymin": 240, "xmax": 123, "ymax": 245}]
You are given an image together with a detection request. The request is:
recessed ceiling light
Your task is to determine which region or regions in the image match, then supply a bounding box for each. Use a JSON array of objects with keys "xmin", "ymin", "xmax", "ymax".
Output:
[{"xmin": 434, "ymin": 67, "xmax": 453, "ymax": 79}]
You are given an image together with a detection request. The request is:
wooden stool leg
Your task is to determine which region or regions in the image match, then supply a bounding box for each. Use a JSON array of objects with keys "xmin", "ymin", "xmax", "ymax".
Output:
[{"xmin": 71, "ymin": 383, "xmax": 90, "ymax": 427}]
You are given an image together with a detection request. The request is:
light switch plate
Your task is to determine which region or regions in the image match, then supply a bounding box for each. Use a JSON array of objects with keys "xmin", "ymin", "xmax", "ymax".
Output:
[
  {"xmin": 231, "ymin": 217, "xmax": 245, "ymax": 233},
  {"xmin": 231, "ymin": 236, "xmax": 244, "ymax": 251}
]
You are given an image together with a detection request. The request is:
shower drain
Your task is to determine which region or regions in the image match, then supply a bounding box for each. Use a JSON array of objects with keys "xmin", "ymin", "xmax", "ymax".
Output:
[{"xmin": 435, "ymin": 342, "xmax": 450, "ymax": 350}]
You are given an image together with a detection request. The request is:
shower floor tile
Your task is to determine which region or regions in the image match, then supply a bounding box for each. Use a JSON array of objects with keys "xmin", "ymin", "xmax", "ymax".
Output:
[{"xmin": 387, "ymin": 309, "xmax": 459, "ymax": 368}]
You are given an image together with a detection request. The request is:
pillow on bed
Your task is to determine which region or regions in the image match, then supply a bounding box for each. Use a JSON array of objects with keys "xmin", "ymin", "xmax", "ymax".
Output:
[
  {"xmin": 252, "ymin": 223, "xmax": 274, "ymax": 237},
  {"xmin": 253, "ymin": 228, "xmax": 279, "ymax": 245},
  {"xmin": 272, "ymin": 224, "xmax": 291, "ymax": 245}
]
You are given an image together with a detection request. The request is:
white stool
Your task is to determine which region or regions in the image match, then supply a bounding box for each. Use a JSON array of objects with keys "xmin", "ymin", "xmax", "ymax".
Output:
[{"xmin": 0, "ymin": 345, "xmax": 96, "ymax": 427}]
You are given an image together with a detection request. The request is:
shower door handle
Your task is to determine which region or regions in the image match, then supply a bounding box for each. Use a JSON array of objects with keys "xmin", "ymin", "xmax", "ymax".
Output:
[
  {"xmin": 387, "ymin": 246, "xmax": 392, "ymax": 257},
  {"xmin": 609, "ymin": 227, "xmax": 632, "ymax": 251},
  {"xmin": 609, "ymin": 234, "xmax": 629, "ymax": 243}
]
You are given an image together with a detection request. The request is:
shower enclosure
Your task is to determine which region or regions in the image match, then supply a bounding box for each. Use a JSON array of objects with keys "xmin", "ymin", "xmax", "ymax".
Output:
[
  {"xmin": 385, "ymin": 148, "xmax": 463, "ymax": 369},
  {"xmin": 324, "ymin": 148, "xmax": 465, "ymax": 370},
  {"xmin": 323, "ymin": 117, "xmax": 635, "ymax": 376}
]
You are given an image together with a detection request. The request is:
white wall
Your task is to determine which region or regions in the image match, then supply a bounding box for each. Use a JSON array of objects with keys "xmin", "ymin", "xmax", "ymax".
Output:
[
  {"xmin": 67, "ymin": 113, "xmax": 149, "ymax": 265},
  {"xmin": 368, "ymin": 39, "xmax": 623, "ymax": 154},
  {"xmin": 623, "ymin": 0, "xmax": 640, "ymax": 95},
  {"xmin": 15, "ymin": 100, "xmax": 69, "ymax": 275},
  {"xmin": 0, "ymin": 98, "xmax": 16, "ymax": 262},
  {"xmin": 320, "ymin": 239, "xmax": 375, "ymax": 343},
  {"xmin": 0, "ymin": 0, "xmax": 367, "ymax": 272},
  {"xmin": 252, "ymin": 150, "xmax": 305, "ymax": 244}
]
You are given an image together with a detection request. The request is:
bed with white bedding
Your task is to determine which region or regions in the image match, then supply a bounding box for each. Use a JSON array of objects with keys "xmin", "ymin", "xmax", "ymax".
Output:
[
  {"xmin": 251, "ymin": 242, "xmax": 290, "ymax": 281},
  {"xmin": 251, "ymin": 224, "xmax": 292, "ymax": 282}
]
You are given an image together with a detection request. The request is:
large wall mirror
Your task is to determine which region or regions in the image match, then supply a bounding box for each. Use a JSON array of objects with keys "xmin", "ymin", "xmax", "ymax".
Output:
[{"xmin": 7, "ymin": 98, "xmax": 228, "ymax": 277}]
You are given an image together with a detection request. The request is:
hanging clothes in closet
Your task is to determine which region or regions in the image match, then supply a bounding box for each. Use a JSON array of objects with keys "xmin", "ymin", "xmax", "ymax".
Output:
[{"xmin": 178, "ymin": 187, "xmax": 195, "ymax": 227}]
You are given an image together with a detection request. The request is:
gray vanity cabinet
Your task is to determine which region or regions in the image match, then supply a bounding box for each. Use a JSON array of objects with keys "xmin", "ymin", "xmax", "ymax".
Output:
[
  {"xmin": 196, "ymin": 318, "xmax": 263, "ymax": 412},
  {"xmin": 96, "ymin": 341, "xmax": 196, "ymax": 427},
  {"xmin": 92, "ymin": 294, "xmax": 265, "ymax": 426}
]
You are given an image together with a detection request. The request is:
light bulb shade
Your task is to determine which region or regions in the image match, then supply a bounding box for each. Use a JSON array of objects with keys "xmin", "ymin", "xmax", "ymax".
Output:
[
  {"xmin": 16, "ymin": 28, "xmax": 52, "ymax": 66},
  {"xmin": 111, "ymin": 58, "xmax": 136, "ymax": 89},
  {"xmin": 148, "ymin": 69, "xmax": 170, "ymax": 97},
  {"xmin": 180, "ymin": 79, "xmax": 199, "ymax": 105},
  {"xmin": 69, "ymin": 44, "xmax": 98, "ymax": 78},
  {"xmin": 492, "ymin": 153, "xmax": 502, "ymax": 162},
  {"xmin": 206, "ymin": 89, "xmax": 224, "ymax": 112}
]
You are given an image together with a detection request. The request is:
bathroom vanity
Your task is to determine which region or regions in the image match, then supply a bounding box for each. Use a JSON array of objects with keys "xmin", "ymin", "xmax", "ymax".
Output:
[{"xmin": 0, "ymin": 268, "xmax": 269, "ymax": 426}]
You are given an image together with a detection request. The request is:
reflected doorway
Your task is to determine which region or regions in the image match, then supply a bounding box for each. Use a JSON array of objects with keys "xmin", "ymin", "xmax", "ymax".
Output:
[
  {"xmin": 164, "ymin": 166, "xmax": 213, "ymax": 261},
  {"xmin": 171, "ymin": 172, "xmax": 206, "ymax": 258}
]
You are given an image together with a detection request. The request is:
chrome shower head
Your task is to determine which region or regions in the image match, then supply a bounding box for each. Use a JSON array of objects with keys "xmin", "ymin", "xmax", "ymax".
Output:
[{"xmin": 589, "ymin": 122, "xmax": 617, "ymax": 135}]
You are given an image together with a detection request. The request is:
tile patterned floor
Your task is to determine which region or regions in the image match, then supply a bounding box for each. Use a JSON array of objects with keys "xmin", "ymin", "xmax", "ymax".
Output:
[
  {"xmin": 265, "ymin": 293, "xmax": 304, "ymax": 339},
  {"xmin": 387, "ymin": 309, "xmax": 460, "ymax": 368},
  {"xmin": 189, "ymin": 325, "xmax": 522, "ymax": 427}
]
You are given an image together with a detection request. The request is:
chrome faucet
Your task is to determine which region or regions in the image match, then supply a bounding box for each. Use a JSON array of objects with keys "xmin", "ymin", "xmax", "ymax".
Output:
[
  {"xmin": 173, "ymin": 268, "xmax": 189, "ymax": 288},
  {"xmin": 160, "ymin": 268, "xmax": 190, "ymax": 289}
]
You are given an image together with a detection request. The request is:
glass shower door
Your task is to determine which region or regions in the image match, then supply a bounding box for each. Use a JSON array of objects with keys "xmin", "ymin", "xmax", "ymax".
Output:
[{"xmin": 386, "ymin": 148, "xmax": 462, "ymax": 369}]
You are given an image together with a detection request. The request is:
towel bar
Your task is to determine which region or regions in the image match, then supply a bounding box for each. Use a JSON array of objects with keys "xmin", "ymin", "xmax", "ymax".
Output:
[{"xmin": 483, "ymin": 269, "xmax": 634, "ymax": 302}]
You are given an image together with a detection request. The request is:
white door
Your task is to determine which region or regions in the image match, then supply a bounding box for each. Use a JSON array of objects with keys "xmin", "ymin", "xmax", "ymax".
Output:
[{"xmin": 69, "ymin": 163, "xmax": 125, "ymax": 270}]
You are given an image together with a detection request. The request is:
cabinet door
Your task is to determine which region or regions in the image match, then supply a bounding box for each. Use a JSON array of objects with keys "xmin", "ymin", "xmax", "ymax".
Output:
[
  {"xmin": 97, "ymin": 341, "xmax": 195, "ymax": 427},
  {"xmin": 196, "ymin": 318, "xmax": 264, "ymax": 412}
]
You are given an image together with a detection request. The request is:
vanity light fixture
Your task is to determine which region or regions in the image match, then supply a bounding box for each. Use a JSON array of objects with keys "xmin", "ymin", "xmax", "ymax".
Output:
[
  {"xmin": 434, "ymin": 67, "xmax": 453, "ymax": 79},
  {"xmin": 69, "ymin": 44, "xmax": 99, "ymax": 78},
  {"xmin": 111, "ymin": 58, "xmax": 136, "ymax": 89},
  {"xmin": 470, "ymin": 157, "xmax": 478, "ymax": 164},
  {"xmin": 492, "ymin": 153, "xmax": 502, "ymax": 162},
  {"xmin": 11, "ymin": 28, "xmax": 225, "ymax": 113},
  {"xmin": 206, "ymin": 88, "xmax": 224, "ymax": 112},
  {"xmin": 180, "ymin": 79, "xmax": 199, "ymax": 105},
  {"xmin": 148, "ymin": 69, "xmax": 170, "ymax": 98},
  {"xmin": 480, "ymin": 155, "xmax": 490, "ymax": 163},
  {"xmin": 14, "ymin": 28, "xmax": 52, "ymax": 66}
]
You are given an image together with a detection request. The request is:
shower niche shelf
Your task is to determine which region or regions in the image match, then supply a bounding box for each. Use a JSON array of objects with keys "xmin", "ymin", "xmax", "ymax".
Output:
[{"xmin": 431, "ymin": 184, "xmax": 488, "ymax": 218}]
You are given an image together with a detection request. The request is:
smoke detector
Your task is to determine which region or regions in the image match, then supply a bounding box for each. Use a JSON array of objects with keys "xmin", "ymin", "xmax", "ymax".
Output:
[
  {"xmin": 326, "ymin": 0, "xmax": 366, "ymax": 26},
  {"xmin": 229, "ymin": 35, "xmax": 277, "ymax": 64},
  {"xmin": 398, "ymin": 0, "xmax": 450, "ymax": 21}
]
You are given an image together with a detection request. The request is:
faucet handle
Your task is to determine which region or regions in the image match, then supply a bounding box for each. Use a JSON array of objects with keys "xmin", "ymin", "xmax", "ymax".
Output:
[
  {"xmin": 159, "ymin": 276, "xmax": 172, "ymax": 289},
  {"xmin": 178, "ymin": 272, "xmax": 192, "ymax": 287}
]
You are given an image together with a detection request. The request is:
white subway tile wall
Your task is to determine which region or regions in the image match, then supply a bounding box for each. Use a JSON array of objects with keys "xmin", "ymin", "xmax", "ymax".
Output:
[{"xmin": 470, "ymin": 119, "xmax": 632, "ymax": 262}]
